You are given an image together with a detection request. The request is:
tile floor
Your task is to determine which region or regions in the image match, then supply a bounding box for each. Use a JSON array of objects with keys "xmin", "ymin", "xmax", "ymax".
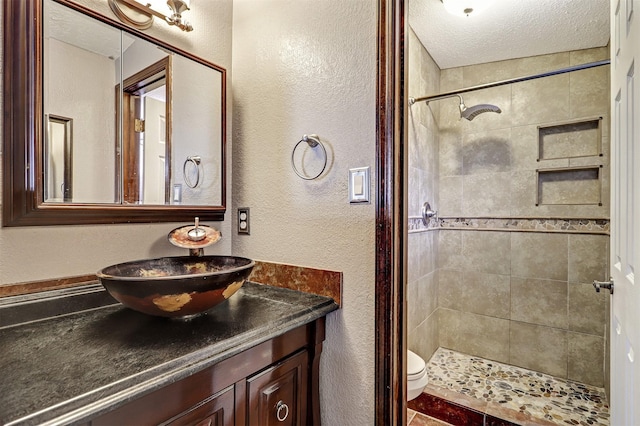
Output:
[{"xmin": 420, "ymin": 348, "xmax": 610, "ymax": 425}]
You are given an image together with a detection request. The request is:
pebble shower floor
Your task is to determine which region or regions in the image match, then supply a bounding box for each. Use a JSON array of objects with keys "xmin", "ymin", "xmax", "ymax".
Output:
[{"xmin": 427, "ymin": 348, "xmax": 610, "ymax": 425}]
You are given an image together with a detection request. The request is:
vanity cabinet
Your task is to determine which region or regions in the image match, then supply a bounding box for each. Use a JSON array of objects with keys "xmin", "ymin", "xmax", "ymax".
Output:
[{"xmin": 88, "ymin": 319, "xmax": 324, "ymax": 426}]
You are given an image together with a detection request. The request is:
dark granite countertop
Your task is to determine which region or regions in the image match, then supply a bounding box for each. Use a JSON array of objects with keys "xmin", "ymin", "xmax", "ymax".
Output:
[{"xmin": 0, "ymin": 282, "xmax": 338, "ymax": 425}]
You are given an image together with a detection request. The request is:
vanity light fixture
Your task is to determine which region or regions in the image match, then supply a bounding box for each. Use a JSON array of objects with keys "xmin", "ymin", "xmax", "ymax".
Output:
[
  {"xmin": 108, "ymin": 0, "xmax": 193, "ymax": 32},
  {"xmin": 441, "ymin": 0, "xmax": 495, "ymax": 17}
]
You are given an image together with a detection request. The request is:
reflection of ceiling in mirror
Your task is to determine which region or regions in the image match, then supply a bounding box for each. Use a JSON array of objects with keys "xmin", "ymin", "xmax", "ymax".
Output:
[
  {"xmin": 146, "ymin": 85, "xmax": 167, "ymax": 103},
  {"xmin": 46, "ymin": 0, "xmax": 135, "ymax": 60},
  {"xmin": 409, "ymin": 0, "xmax": 610, "ymax": 69}
]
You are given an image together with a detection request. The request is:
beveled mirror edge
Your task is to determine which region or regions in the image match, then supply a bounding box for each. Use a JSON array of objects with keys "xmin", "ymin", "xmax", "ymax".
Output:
[{"xmin": 2, "ymin": 0, "xmax": 227, "ymax": 227}]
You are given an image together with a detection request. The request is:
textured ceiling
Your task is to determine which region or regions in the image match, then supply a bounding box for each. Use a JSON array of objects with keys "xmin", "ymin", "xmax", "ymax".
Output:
[
  {"xmin": 409, "ymin": 0, "xmax": 611, "ymax": 69},
  {"xmin": 47, "ymin": 1, "xmax": 135, "ymax": 59}
]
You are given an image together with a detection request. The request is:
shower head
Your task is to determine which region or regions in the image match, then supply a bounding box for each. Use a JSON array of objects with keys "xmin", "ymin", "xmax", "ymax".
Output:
[{"xmin": 458, "ymin": 95, "xmax": 501, "ymax": 121}]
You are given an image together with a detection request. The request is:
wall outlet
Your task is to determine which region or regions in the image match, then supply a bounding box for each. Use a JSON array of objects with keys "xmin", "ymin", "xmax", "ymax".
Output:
[{"xmin": 238, "ymin": 208, "xmax": 250, "ymax": 234}]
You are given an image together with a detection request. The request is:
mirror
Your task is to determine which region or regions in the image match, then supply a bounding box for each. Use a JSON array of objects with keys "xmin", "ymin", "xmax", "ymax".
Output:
[{"xmin": 2, "ymin": 0, "xmax": 226, "ymax": 226}]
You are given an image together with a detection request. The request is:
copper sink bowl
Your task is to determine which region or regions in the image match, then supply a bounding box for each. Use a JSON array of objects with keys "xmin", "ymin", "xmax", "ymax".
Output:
[{"xmin": 97, "ymin": 256, "xmax": 255, "ymax": 318}]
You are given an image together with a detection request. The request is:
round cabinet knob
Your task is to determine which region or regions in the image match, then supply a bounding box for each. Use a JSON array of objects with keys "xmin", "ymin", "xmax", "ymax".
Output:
[{"xmin": 276, "ymin": 400, "xmax": 289, "ymax": 422}]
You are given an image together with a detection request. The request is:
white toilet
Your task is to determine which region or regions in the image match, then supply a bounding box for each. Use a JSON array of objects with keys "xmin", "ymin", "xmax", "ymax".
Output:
[{"xmin": 407, "ymin": 350, "xmax": 428, "ymax": 401}]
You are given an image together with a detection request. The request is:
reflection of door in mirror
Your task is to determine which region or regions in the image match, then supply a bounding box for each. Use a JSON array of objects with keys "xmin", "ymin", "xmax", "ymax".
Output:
[
  {"xmin": 45, "ymin": 115, "xmax": 73, "ymax": 202},
  {"xmin": 117, "ymin": 55, "xmax": 172, "ymax": 205}
]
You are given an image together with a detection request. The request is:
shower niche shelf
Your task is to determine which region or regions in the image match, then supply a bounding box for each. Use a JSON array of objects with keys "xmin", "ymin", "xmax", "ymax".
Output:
[
  {"xmin": 537, "ymin": 117, "xmax": 603, "ymax": 161},
  {"xmin": 536, "ymin": 166, "xmax": 603, "ymax": 206}
]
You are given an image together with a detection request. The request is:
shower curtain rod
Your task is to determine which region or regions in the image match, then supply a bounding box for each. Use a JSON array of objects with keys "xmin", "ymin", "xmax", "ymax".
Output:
[{"xmin": 409, "ymin": 59, "xmax": 610, "ymax": 105}]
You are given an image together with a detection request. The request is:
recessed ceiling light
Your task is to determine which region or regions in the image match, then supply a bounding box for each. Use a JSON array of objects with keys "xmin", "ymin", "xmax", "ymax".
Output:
[{"xmin": 441, "ymin": 0, "xmax": 496, "ymax": 17}]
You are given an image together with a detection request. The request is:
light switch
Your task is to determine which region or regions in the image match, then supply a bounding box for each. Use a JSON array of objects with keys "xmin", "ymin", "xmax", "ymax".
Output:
[
  {"xmin": 173, "ymin": 184, "xmax": 182, "ymax": 203},
  {"xmin": 349, "ymin": 167, "xmax": 370, "ymax": 203},
  {"xmin": 354, "ymin": 174, "xmax": 364, "ymax": 196}
]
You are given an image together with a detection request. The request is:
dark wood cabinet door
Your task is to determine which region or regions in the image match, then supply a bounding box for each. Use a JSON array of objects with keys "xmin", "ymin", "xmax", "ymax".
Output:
[
  {"xmin": 247, "ymin": 350, "xmax": 308, "ymax": 426},
  {"xmin": 163, "ymin": 385, "xmax": 235, "ymax": 426}
]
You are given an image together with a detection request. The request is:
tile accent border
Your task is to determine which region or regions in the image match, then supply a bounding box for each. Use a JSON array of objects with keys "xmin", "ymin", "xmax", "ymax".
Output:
[
  {"xmin": 248, "ymin": 260, "xmax": 342, "ymax": 306},
  {"xmin": 409, "ymin": 217, "xmax": 610, "ymax": 235},
  {"xmin": 408, "ymin": 217, "xmax": 439, "ymax": 232}
]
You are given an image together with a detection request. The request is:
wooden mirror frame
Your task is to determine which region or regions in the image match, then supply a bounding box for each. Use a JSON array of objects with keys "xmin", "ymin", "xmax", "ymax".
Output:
[{"xmin": 2, "ymin": 0, "xmax": 227, "ymax": 226}]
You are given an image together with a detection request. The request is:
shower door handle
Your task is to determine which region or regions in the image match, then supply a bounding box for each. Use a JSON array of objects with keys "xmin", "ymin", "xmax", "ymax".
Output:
[{"xmin": 593, "ymin": 278, "xmax": 614, "ymax": 295}]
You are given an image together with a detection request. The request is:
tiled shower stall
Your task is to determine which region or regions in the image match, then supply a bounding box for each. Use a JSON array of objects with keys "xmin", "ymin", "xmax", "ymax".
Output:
[{"xmin": 407, "ymin": 25, "xmax": 611, "ymax": 406}]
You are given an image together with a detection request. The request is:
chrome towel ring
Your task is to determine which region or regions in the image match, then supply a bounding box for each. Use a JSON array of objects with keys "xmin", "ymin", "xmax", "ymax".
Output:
[
  {"xmin": 183, "ymin": 155, "xmax": 203, "ymax": 188},
  {"xmin": 291, "ymin": 134, "xmax": 327, "ymax": 180}
]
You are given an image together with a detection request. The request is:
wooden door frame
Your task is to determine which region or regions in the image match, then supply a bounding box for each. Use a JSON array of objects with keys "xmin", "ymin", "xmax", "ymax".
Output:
[{"xmin": 375, "ymin": 0, "xmax": 406, "ymax": 425}]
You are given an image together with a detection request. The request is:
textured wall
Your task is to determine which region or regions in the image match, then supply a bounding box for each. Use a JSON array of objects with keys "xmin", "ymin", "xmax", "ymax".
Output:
[
  {"xmin": 46, "ymin": 38, "xmax": 116, "ymax": 203},
  {"xmin": 407, "ymin": 28, "xmax": 440, "ymax": 364},
  {"xmin": 0, "ymin": 0, "xmax": 233, "ymax": 285},
  {"xmin": 231, "ymin": 0, "xmax": 377, "ymax": 423},
  {"xmin": 436, "ymin": 47, "xmax": 611, "ymax": 387}
]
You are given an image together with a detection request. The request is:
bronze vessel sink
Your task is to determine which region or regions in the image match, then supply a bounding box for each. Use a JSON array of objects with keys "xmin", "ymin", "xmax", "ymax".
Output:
[{"xmin": 97, "ymin": 256, "xmax": 255, "ymax": 318}]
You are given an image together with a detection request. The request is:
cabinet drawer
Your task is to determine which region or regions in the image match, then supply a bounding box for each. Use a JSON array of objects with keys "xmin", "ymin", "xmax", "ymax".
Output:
[{"xmin": 247, "ymin": 350, "xmax": 308, "ymax": 426}]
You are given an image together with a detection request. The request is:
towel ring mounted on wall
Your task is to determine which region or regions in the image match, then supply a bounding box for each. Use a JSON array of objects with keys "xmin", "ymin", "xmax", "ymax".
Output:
[
  {"xmin": 183, "ymin": 156, "xmax": 203, "ymax": 188},
  {"xmin": 291, "ymin": 134, "xmax": 328, "ymax": 180}
]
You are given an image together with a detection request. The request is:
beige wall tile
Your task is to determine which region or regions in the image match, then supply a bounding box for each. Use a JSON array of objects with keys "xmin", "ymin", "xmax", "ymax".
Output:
[
  {"xmin": 424, "ymin": 230, "xmax": 439, "ymax": 276},
  {"xmin": 438, "ymin": 230, "xmax": 463, "ymax": 270},
  {"xmin": 568, "ymin": 282, "xmax": 607, "ymax": 335},
  {"xmin": 438, "ymin": 96, "xmax": 464, "ymax": 133},
  {"xmin": 440, "ymin": 67, "xmax": 463, "ymax": 93},
  {"xmin": 408, "ymin": 271, "xmax": 438, "ymax": 333},
  {"xmin": 408, "ymin": 166, "xmax": 422, "ymax": 217},
  {"xmin": 570, "ymin": 65, "xmax": 610, "ymax": 119},
  {"xmin": 512, "ymin": 52, "xmax": 571, "ymax": 79},
  {"xmin": 465, "ymin": 271, "xmax": 511, "ymax": 318},
  {"xmin": 509, "ymin": 170, "xmax": 538, "ymax": 216},
  {"xmin": 570, "ymin": 47, "xmax": 610, "ymax": 65},
  {"xmin": 439, "ymin": 270, "xmax": 510, "ymax": 319},
  {"xmin": 462, "ymin": 231, "xmax": 511, "ymax": 275},
  {"xmin": 462, "ymin": 60, "xmax": 522, "ymax": 87},
  {"xmin": 568, "ymin": 332, "xmax": 605, "ymax": 387},
  {"xmin": 511, "ymin": 232, "xmax": 569, "ymax": 281},
  {"xmin": 462, "ymin": 52, "xmax": 570, "ymax": 87},
  {"xmin": 408, "ymin": 229, "xmax": 437, "ymax": 282},
  {"xmin": 438, "ymin": 268, "xmax": 463, "ymax": 310},
  {"xmin": 439, "ymin": 176, "xmax": 463, "ymax": 216},
  {"xmin": 439, "ymin": 308, "xmax": 510, "ymax": 363},
  {"xmin": 462, "ymin": 128, "xmax": 512, "ymax": 175},
  {"xmin": 440, "ymin": 131, "xmax": 462, "ymax": 177},
  {"xmin": 511, "ymin": 277, "xmax": 568, "ymax": 329},
  {"xmin": 510, "ymin": 322, "xmax": 568, "ymax": 378},
  {"xmin": 568, "ymin": 234, "xmax": 609, "ymax": 284},
  {"xmin": 512, "ymin": 74, "xmax": 570, "ymax": 125},
  {"xmin": 407, "ymin": 232, "xmax": 421, "ymax": 283},
  {"xmin": 462, "ymin": 172, "xmax": 512, "ymax": 216},
  {"xmin": 408, "ymin": 29, "xmax": 441, "ymax": 374},
  {"xmin": 510, "ymin": 125, "xmax": 539, "ymax": 170},
  {"xmin": 409, "ymin": 310, "xmax": 440, "ymax": 364},
  {"xmin": 408, "ymin": 111, "xmax": 422, "ymax": 169}
]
